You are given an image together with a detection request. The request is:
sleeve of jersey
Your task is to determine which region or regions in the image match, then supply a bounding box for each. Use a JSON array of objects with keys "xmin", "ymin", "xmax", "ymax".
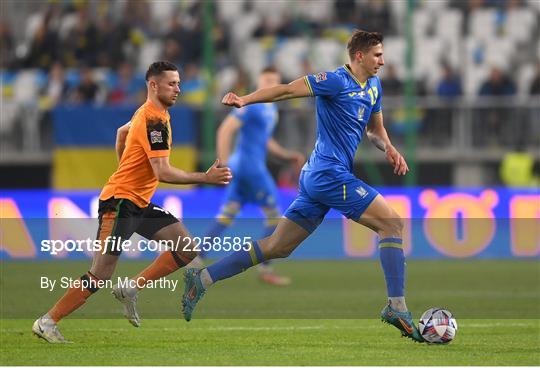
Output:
[
  {"xmin": 304, "ymin": 71, "xmax": 343, "ymax": 97},
  {"xmin": 230, "ymin": 106, "xmax": 249, "ymax": 124},
  {"xmin": 141, "ymin": 118, "xmax": 171, "ymax": 158},
  {"xmin": 372, "ymin": 78, "xmax": 383, "ymax": 113}
]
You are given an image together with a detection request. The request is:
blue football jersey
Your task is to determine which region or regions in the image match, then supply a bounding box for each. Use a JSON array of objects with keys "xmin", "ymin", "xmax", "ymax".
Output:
[
  {"xmin": 303, "ymin": 65, "xmax": 382, "ymax": 173},
  {"xmin": 228, "ymin": 103, "xmax": 278, "ymax": 170}
]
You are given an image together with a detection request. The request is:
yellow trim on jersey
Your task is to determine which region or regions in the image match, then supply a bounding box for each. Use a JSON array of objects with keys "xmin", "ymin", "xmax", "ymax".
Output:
[
  {"xmin": 343, "ymin": 184, "xmax": 346, "ymax": 201},
  {"xmin": 304, "ymin": 76, "xmax": 314, "ymax": 96},
  {"xmin": 344, "ymin": 64, "xmax": 367, "ymax": 89},
  {"xmin": 248, "ymin": 243, "xmax": 259, "ymax": 264}
]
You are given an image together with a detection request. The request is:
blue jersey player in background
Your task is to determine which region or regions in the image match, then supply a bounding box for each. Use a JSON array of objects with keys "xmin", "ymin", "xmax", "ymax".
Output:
[
  {"xmin": 183, "ymin": 30, "xmax": 424, "ymax": 342},
  {"xmin": 191, "ymin": 66, "xmax": 305, "ymax": 286}
]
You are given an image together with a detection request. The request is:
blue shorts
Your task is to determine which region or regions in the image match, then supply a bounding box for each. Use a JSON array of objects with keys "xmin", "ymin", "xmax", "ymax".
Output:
[
  {"xmin": 224, "ymin": 165, "xmax": 279, "ymax": 208},
  {"xmin": 284, "ymin": 169, "xmax": 379, "ymax": 233}
]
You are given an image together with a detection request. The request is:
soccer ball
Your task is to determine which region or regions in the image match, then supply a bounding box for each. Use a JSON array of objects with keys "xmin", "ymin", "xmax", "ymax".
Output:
[{"xmin": 418, "ymin": 308, "xmax": 458, "ymax": 344}]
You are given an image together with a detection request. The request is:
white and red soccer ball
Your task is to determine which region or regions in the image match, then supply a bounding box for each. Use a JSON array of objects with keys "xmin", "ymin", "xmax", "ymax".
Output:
[{"xmin": 418, "ymin": 308, "xmax": 458, "ymax": 344}]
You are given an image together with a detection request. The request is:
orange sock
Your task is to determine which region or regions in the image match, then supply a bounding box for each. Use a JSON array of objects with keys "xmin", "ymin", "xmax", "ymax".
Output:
[
  {"xmin": 48, "ymin": 272, "xmax": 101, "ymax": 323},
  {"xmin": 133, "ymin": 251, "xmax": 190, "ymax": 289}
]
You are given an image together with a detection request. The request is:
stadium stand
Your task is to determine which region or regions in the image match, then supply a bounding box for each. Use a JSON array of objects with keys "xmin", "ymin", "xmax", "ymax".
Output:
[{"xmin": 0, "ymin": 0, "xmax": 538, "ymax": 187}]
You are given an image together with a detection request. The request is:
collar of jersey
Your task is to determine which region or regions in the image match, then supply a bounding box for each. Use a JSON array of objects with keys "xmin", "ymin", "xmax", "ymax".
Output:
[
  {"xmin": 145, "ymin": 99, "xmax": 169, "ymax": 118},
  {"xmin": 344, "ymin": 64, "xmax": 367, "ymax": 89}
]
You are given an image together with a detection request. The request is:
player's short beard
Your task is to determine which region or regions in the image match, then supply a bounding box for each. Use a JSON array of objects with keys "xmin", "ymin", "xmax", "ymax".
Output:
[{"xmin": 157, "ymin": 93, "xmax": 174, "ymax": 107}]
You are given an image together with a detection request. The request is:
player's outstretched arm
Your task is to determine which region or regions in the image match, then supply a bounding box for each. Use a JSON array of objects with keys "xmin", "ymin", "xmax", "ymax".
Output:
[
  {"xmin": 149, "ymin": 157, "xmax": 232, "ymax": 185},
  {"xmin": 216, "ymin": 115, "xmax": 242, "ymax": 165},
  {"xmin": 115, "ymin": 121, "xmax": 131, "ymax": 162},
  {"xmin": 367, "ymin": 112, "xmax": 409, "ymax": 176},
  {"xmin": 267, "ymin": 138, "xmax": 305, "ymax": 168},
  {"xmin": 222, "ymin": 77, "xmax": 311, "ymax": 108}
]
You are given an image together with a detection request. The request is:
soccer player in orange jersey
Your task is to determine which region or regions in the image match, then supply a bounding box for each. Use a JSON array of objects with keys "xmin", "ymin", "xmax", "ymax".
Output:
[{"xmin": 32, "ymin": 61, "xmax": 232, "ymax": 343}]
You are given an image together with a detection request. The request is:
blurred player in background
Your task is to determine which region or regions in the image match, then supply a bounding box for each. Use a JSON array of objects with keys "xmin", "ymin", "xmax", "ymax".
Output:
[
  {"xmin": 191, "ymin": 66, "xmax": 305, "ymax": 286},
  {"xmin": 32, "ymin": 61, "xmax": 232, "ymax": 343},
  {"xmin": 182, "ymin": 30, "xmax": 424, "ymax": 342}
]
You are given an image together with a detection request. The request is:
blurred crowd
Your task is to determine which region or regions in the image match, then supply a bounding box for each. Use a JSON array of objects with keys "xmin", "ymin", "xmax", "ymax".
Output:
[
  {"xmin": 1, "ymin": 0, "xmax": 538, "ymax": 187},
  {"xmin": 1, "ymin": 0, "xmax": 539, "ymax": 109}
]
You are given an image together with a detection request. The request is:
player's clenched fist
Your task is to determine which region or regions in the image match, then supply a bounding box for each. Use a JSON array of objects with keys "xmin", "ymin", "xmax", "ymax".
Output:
[
  {"xmin": 205, "ymin": 159, "xmax": 233, "ymax": 185},
  {"xmin": 385, "ymin": 145, "xmax": 409, "ymax": 176},
  {"xmin": 221, "ymin": 92, "xmax": 245, "ymax": 108}
]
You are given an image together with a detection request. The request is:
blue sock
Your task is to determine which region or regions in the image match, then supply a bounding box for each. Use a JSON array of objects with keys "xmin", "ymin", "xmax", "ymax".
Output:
[
  {"xmin": 200, "ymin": 221, "xmax": 229, "ymax": 259},
  {"xmin": 207, "ymin": 241, "xmax": 264, "ymax": 282},
  {"xmin": 378, "ymin": 237, "xmax": 405, "ymax": 297}
]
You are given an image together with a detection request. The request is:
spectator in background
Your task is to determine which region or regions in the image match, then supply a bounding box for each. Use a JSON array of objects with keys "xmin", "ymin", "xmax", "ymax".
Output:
[
  {"xmin": 479, "ymin": 66, "xmax": 516, "ymax": 96},
  {"xmin": 334, "ymin": 0, "xmax": 357, "ymax": 26},
  {"xmin": 162, "ymin": 38, "xmax": 183, "ymax": 66},
  {"xmin": 180, "ymin": 63, "xmax": 206, "ymax": 107},
  {"xmin": 429, "ymin": 63, "xmax": 462, "ymax": 146},
  {"xmin": 529, "ymin": 62, "xmax": 540, "ymax": 95},
  {"xmin": 71, "ymin": 66, "xmax": 99, "ymax": 104},
  {"xmin": 528, "ymin": 62, "xmax": 540, "ymax": 148},
  {"xmin": 477, "ymin": 67, "xmax": 516, "ymax": 146},
  {"xmin": 95, "ymin": 16, "xmax": 130, "ymax": 68},
  {"xmin": 61, "ymin": 5, "xmax": 98, "ymax": 67},
  {"xmin": 41, "ymin": 62, "xmax": 69, "ymax": 107},
  {"xmin": 38, "ymin": 62, "xmax": 69, "ymax": 149},
  {"xmin": 381, "ymin": 64, "xmax": 403, "ymax": 96},
  {"xmin": 499, "ymin": 145, "xmax": 539, "ymax": 187},
  {"xmin": 0, "ymin": 20, "xmax": 15, "ymax": 69},
  {"xmin": 25, "ymin": 6, "xmax": 60, "ymax": 69},
  {"xmin": 108, "ymin": 62, "xmax": 145, "ymax": 105},
  {"xmin": 437, "ymin": 63, "xmax": 462, "ymax": 98},
  {"xmin": 356, "ymin": 0, "xmax": 393, "ymax": 34}
]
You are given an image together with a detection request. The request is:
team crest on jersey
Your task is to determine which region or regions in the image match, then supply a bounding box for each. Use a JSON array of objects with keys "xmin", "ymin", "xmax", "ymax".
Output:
[
  {"xmin": 314, "ymin": 72, "xmax": 327, "ymax": 83},
  {"xmin": 150, "ymin": 130, "xmax": 163, "ymax": 144},
  {"xmin": 356, "ymin": 185, "xmax": 368, "ymax": 198},
  {"xmin": 357, "ymin": 107, "xmax": 365, "ymax": 121}
]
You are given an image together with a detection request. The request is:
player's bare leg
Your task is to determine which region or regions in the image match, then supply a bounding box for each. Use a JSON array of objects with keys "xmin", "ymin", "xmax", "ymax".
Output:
[
  {"xmin": 34, "ymin": 250, "xmax": 120, "ymax": 343},
  {"xmin": 183, "ymin": 218, "xmax": 309, "ymax": 321},
  {"xmin": 356, "ymin": 195, "xmax": 423, "ymax": 342},
  {"xmin": 256, "ymin": 206, "xmax": 292, "ymax": 286},
  {"xmin": 112, "ymin": 222, "xmax": 197, "ymax": 326}
]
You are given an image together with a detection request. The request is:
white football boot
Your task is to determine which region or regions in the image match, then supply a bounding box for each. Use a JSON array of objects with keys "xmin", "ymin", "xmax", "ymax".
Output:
[
  {"xmin": 32, "ymin": 315, "xmax": 69, "ymax": 343},
  {"xmin": 111, "ymin": 285, "xmax": 140, "ymax": 327}
]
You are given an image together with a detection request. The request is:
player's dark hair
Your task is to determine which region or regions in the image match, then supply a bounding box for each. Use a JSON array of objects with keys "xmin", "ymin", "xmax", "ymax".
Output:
[
  {"xmin": 261, "ymin": 66, "xmax": 279, "ymax": 74},
  {"xmin": 347, "ymin": 30, "xmax": 383, "ymax": 60},
  {"xmin": 145, "ymin": 61, "xmax": 178, "ymax": 81}
]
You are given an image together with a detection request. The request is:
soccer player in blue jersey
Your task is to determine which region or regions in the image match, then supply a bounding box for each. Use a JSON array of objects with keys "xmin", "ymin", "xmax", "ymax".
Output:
[
  {"xmin": 182, "ymin": 30, "xmax": 423, "ymax": 342},
  {"xmin": 193, "ymin": 66, "xmax": 304, "ymax": 285}
]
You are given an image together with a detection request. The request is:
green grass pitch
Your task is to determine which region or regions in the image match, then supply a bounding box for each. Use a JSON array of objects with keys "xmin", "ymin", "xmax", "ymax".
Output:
[{"xmin": 1, "ymin": 260, "xmax": 538, "ymax": 365}]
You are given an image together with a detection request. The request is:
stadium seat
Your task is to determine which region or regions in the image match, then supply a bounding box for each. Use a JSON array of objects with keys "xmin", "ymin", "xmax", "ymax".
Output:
[
  {"xmin": 149, "ymin": 1, "xmax": 178, "ymax": 33},
  {"xmin": 311, "ymin": 39, "xmax": 343, "ymax": 72},
  {"xmin": 239, "ymin": 40, "xmax": 266, "ymax": 83},
  {"xmin": 137, "ymin": 41, "xmax": 163, "ymax": 73},
  {"xmin": 527, "ymin": 0, "xmax": 540, "ymax": 12},
  {"xmin": 13, "ymin": 70, "xmax": 41, "ymax": 104},
  {"xmin": 484, "ymin": 37, "xmax": 514, "ymax": 71},
  {"xmin": 422, "ymin": 0, "xmax": 449, "ymax": 14},
  {"xmin": 469, "ymin": 9, "xmax": 497, "ymax": 41},
  {"xmin": 275, "ymin": 38, "xmax": 309, "ymax": 81},
  {"xmin": 217, "ymin": 0, "xmax": 246, "ymax": 24},
  {"xmin": 436, "ymin": 9, "xmax": 463, "ymax": 44},
  {"xmin": 505, "ymin": 8, "xmax": 537, "ymax": 43},
  {"xmin": 380, "ymin": 37, "xmax": 406, "ymax": 80},
  {"xmin": 516, "ymin": 63, "xmax": 537, "ymax": 97},
  {"xmin": 413, "ymin": 8, "xmax": 432, "ymax": 38},
  {"xmin": 230, "ymin": 12, "xmax": 261, "ymax": 45}
]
